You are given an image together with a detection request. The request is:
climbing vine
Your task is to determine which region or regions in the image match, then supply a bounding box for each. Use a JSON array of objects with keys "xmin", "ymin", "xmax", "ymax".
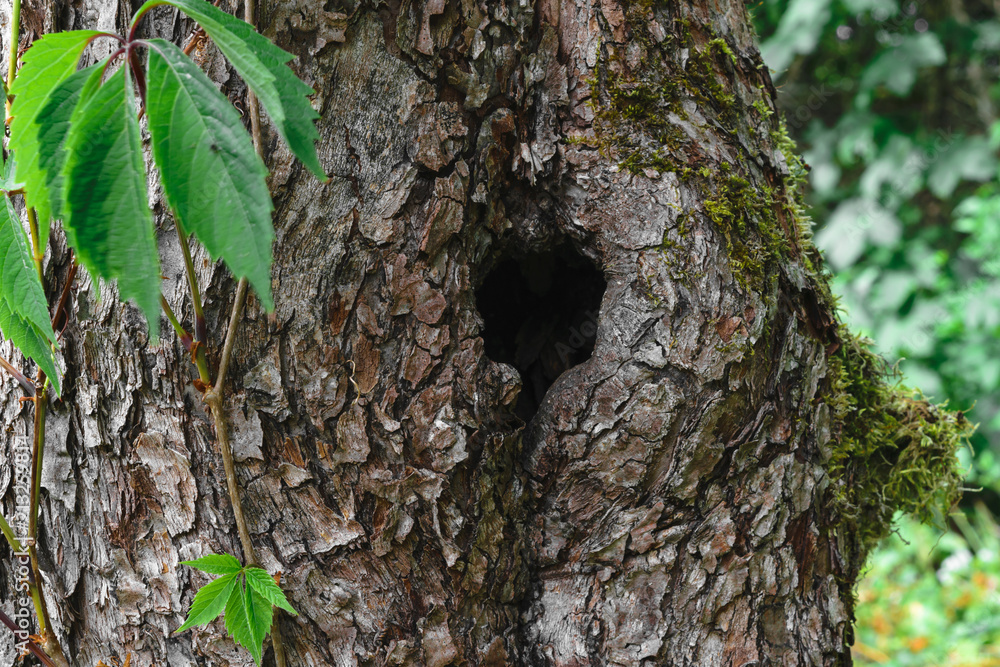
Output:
[{"xmin": 0, "ymin": 0, "xmax": 323, "ymax": 663}]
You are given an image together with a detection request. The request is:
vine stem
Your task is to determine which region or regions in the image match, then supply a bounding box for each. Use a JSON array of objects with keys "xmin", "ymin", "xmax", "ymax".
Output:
[
  {"xmin": 26, "ymin": 208, "xmax": 43, "ymax": 283},
  {"xmin": 203, "ymin": 278, "xmax": 254, "ymax": 560},
  {"xmin": 175, "ymin": 223, "xmax": 207, "ymax": 344},
  {"xmin": 0, "ymin": 511, "xmax": 20, "ymax": 551},
  {"xmin": 6, "ymin": 5, "xmax": 66, "ymax": 660},
  {"xmin": 203, "ymin": 2, "xmax": 288, "ymax": 663},
  {"xmin": 160, "ymin": 294, "xmax": 194, "ymax": 351},
  {"xmin": 0, "ymin": 510, "xmax": 53, "ymax": 662},
  {"xmin": 170, "ymin": 222, "xmax": 211, "ymax": 382},
  {"xmin": 4, "ymin": 0, "xmax": 18, "ymax": 119}
]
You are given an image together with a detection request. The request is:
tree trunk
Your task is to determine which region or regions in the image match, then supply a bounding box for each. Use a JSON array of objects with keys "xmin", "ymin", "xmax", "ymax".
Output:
[{"xmin": 0, "ymin": 1, "xmax": 954, "ymax": 666}]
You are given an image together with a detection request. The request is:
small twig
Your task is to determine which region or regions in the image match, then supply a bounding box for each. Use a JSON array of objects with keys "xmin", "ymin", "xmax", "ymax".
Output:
[
  {"xmin": 0, "ymin": 608, "xmax": 57, "ymax": 667},
  {"xmin": 50, "ymin": 256, "xmax": 77, "ymax": 334},
  {"xmin": 0, "ymin": 354, "xmax": 35, "ymax": 395}
]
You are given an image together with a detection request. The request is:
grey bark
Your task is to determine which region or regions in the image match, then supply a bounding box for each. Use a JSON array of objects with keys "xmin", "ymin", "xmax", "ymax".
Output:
[{"xmin": 1, "ymin": 1, "xmax": 857, "ymax": 666}]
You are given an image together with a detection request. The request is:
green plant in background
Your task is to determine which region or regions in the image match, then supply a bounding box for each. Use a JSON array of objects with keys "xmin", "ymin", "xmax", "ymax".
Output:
[
  {"xmin": 0, "ymin": 0, "xmax": 324, "ymax": 663},
  {"xmin": 753, "ymin": 0, "xmax": 1000, "ymax": 468},
  {"xmin": 177, "ymin": 554, "xmax": 298, "ymax": 665},
  {"xmin": 853, "ymin": 508, "xmax": 1000, "ymax": 666},
  {"xmin": 754, "ymin": 0, "xmax": 1000, "ymax": 663}
]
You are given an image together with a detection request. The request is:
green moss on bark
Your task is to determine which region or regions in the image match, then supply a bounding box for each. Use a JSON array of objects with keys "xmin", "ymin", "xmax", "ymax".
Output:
[
  {"xmin": 702, "ymin": 163, "xmax": 786, "ymax": 292},
  {"xmin": 590, "ymin": 12, "xmax": 970, "ymax": 573},
  {"xmin": 826, "ymin": 331, "xmax": 971, "ymax": 555},
  {"xmin": 589, "ymin": 15, "xmax": 739, "ymax": 177}
]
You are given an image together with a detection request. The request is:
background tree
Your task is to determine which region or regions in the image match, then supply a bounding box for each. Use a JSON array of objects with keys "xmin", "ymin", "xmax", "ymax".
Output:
[{"xmin": 0, "ymin": 1, "xmax": 968, "ymax": 666}]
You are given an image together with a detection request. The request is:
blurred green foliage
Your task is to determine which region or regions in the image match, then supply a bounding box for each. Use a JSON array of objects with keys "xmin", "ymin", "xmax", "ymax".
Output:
[
  {"xmin": 852, "ymin": 508, "xmax": 1000, "ymax": 665},
  {"xmin": 753, "ymin": 1, "xmax": 1000, "ymax": 662},
  {"xmin": 753, "ymin": 0, "xmax": 999, "ymax": 467}
]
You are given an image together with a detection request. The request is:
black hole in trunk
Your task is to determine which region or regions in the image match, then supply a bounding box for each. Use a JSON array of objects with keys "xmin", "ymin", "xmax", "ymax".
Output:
[{"xmin": 476, "ymin": 243, "xmax": 607, "ymax": 423}]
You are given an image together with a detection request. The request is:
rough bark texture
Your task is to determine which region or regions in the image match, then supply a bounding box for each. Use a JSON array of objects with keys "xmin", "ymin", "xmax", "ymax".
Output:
[{"xmin": 0, "ymin": 1, "xmax": 883, "ymax": 665}]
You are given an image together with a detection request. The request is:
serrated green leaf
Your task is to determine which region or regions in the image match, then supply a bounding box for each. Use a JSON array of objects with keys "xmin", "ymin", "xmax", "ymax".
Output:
[
  {"xmin": 9, "ymin": 30, "xmax": 102, "ymax": 248},
  {"xmin": 61, "ymin": 66, "xmax": 161, "ymax": 338},
  {"xmin": 145, "ymin": 38, "xmax": 274, "ymax": 310},
  {"xmin": 36, "ymin": 63, "xmax": 104, "ymax": 225},
  {"xmin": 0, "ymin": 301, "xmax": 59, "ymax": 395},
  {"xmin": 244, "ymin": 567, "xmax": 297, "ymax": 615},
  {"xmin": 133, "ymin": 0, "xmax": 326, "ymax": 180},
  {"xmin": 247, "ymin": 584, "xmax": 273, "ymax": 660},
  {"xmin": 0, "ymin": 153, "xmax": 24, "ymax": 191},
  {"xmin": 0, "ymin": 194, "xmax": 55, "ymax": 344},
  {"xmin": 0, "ymin": 194, "xmax": 59, "ymax": 394},
  {"xmin": 176, "ymin": 571, "xmax": 238, "ymax": 633},
  {"xmin": 223, "ymin": 581, "xmax": 264, "ymax": 665},
  {"xmin": 181, "ymin": 553, "xmax": 243, "ymax": 575}
]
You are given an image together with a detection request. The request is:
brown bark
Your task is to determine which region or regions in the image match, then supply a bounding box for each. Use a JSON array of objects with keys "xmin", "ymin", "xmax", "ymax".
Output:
[{"xmin": 0, "ymin": 0, "xmax": 876, "ymax": 665}]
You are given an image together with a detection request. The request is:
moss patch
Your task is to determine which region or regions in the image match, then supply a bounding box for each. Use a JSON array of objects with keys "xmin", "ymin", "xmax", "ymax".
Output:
[
  {"xmin": 826, "ymin": 330, "xmax": 972, "ymax": 562},
  {"xmin": 702, "ymin": 162, "xmax": 787, "ymax": 292},
  {"xmin": 589, "ymin": 14, "xmax": 741, "ymax": 177}
]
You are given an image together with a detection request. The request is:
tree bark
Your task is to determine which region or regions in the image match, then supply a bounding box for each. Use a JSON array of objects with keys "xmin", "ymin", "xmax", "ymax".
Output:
[{"xmin": 0, "ymin": 1, "xmax": 930, "ymax": 666}]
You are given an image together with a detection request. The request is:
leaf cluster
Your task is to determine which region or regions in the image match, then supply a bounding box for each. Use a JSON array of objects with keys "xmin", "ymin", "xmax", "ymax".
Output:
[
  {"xmin": 178, "ymin": 554, "xmax": 297, "ymax": 665},
  {"xmin": 1, "ymin": 0, "xmax": 325, "ymax": 392}
]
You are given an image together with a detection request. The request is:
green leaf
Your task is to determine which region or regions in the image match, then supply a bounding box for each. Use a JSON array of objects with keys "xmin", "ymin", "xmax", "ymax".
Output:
[
  {"xmin": 0, "ymin": 153, "xmax": 24, "ymax": 191},
  {"xmin": 8, "ymin": 30, "xmax": 102, "ymax": 248},
  {"xmin": 223, "ymin": 581, "xmax": 265, "ymax": 665},
  {"xmin": 247, "ymin": 585, "xmax": 273, "ymax": 661},
  {"xmin": 133, "ymin": 0, "xmax": 326, "ymax": 180},
  {"xmin": 60, "ymin": 66, "xmax": 161, "ymax": 338},
  {"xmin": 176, "ymin": 571, "xmax": 238, "ymax": 633},
  {"xmin": 0, "ymin": 194, "xmax": 55, "ymax": 344},
  {"xmin": 0, "ymin": 301, "xmax": 58, "ymax": 393},
  {"xmin": 36, "ymin": 63, "xmax": 105, "ymax": 225},
  {"xmin": 0, "ymin": 194, "xmax": 59, "ymax": 394},
  {"xmin": 244, "ymin": 567, "xmax": 297, "ymax": 615},
  {"xmin": 145, "ymin": 38, "xmax": 274, "ymax": 310},
  {"xmin": 181, "ymin": 553, "xmax": 243, "ymax": 575}
]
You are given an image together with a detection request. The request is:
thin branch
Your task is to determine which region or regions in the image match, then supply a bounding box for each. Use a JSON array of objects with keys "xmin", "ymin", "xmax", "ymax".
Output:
[
  {"xmin": 0, "ymin": 354, "xmax": 34, "ymax": 395},
  {"xmin": 0, "ymin": 608, "xmax": 57, "ymax": 667}
]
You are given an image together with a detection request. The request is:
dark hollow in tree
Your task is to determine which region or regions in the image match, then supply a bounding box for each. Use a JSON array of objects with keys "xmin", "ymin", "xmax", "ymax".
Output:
[{"xmin": 476, "ymin": 242, "xmax": 606, "ymax": 423}]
